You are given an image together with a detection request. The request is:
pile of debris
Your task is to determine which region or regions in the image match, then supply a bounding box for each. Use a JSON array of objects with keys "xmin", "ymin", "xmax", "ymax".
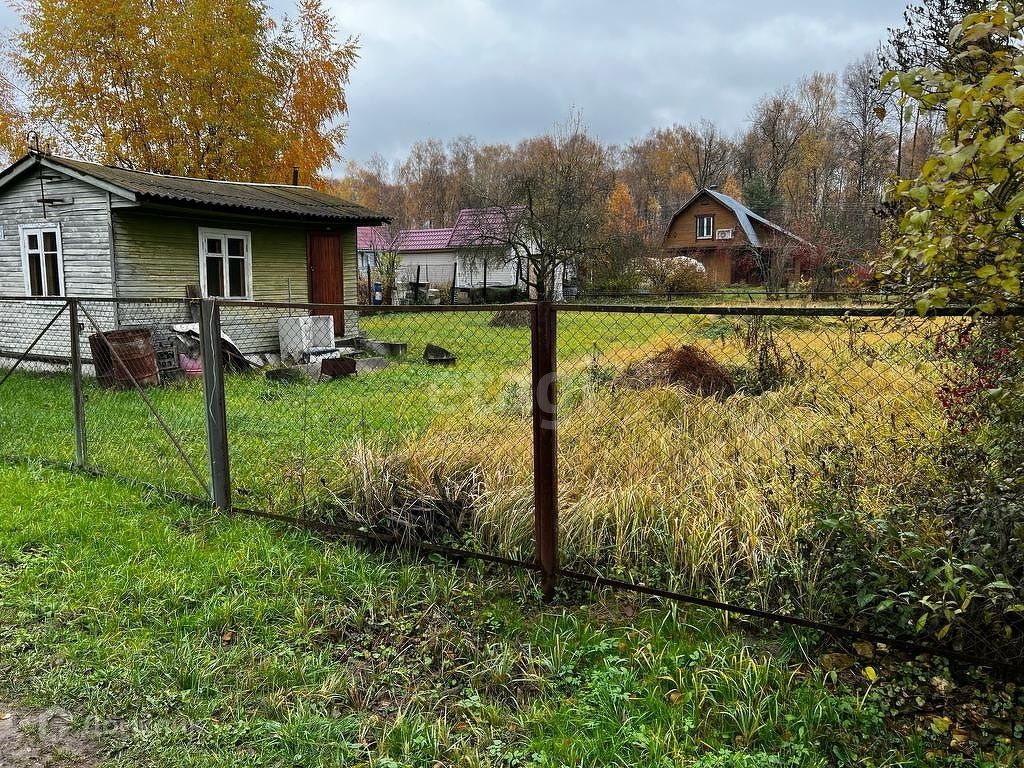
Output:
[{"xmin": 615, "ymin": 344, "xmax": 735, "ymax": 398}]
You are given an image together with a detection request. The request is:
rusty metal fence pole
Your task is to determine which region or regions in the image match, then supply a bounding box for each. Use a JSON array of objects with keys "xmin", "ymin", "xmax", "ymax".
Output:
[
  {"xmin": 199, "ymin": 298, "xmax": 231, "ymax": 512},
  {"xmin": 531, "ymin": 300, "xmax": 559, "ymax": 600},
  {"xmin": 68, "ymin": 299, "xmax": 88, "ymax": 468}
]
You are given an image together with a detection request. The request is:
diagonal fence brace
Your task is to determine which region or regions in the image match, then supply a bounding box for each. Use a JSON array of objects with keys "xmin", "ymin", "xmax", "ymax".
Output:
[{"xmin": 76, "ymin": 301, "xmax": 211, "ymax": 498}]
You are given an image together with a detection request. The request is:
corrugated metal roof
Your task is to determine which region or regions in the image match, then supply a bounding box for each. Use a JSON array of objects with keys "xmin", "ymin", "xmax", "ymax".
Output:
[
  {"xmin": 448, "ymin": 207, "xmax": 517, "ymax": 248},
  {"xmin": 356, "ymin": 207, "xmax": 525, "ymax": 253},
  {"xmin": 704, "ymin": 189, "xmax": 805, "ymax": 247},
  {"xmin": 396, "ymin": 228, "xmax": 454, "ymax": 251},
  {"xmin": 357, "ymin": 226, "xmax": 390, "ymax": 250},
  {"xmin": 6, "ymin": 154, "xmax": 389, "ymax": 224}
]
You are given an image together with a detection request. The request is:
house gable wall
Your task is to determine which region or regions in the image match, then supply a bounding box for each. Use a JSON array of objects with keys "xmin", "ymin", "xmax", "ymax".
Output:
[
  {"xmin": 663, "ymin": 196, "xmax": 750, "ymax": 251},
  {"xmin": 0, "ymin": 170, "xmax": 113, "ymax": 297},
  {"xmin": 0, "ymin": 170, "xmax": 116, "ymax": 361}
]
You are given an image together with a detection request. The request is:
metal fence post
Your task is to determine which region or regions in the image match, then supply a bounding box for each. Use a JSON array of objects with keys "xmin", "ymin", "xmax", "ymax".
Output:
[
  {"xmin": 68, "ymin": 298, "xmax": 88, "ymax": 467},
  {"xmin": 531, "ymin": 300, "xmax": 558, "ymax": 600},
  {"xmin": 199, "ymin": 298, "xmax": 231, "ymax": 512}
]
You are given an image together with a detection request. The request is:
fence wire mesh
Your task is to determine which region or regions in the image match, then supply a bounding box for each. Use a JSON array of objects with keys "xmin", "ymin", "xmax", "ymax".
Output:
[
  {"xmin": 1, "ymin": 295, "xmax": 1021, "ymax": 671},
  {"xmin": 554, "ymin": 306, "xmax": 1024, "ymax": 668},
  {"xmin": 78, "ymin": 299, "xmax": 209, "ymax": 497},
  {"xmin": 0, "ymin": 298, "xmax": 76, "ymax": 464},
  {"xmin": 217, "ymin": 301, "xmax": 534, "ymax": 558}
]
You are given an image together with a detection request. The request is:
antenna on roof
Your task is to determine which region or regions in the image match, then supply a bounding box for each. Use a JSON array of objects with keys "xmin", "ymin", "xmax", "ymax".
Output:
[{"xmin": 292, "ymin": 166, "xmax": 299, "ymax": 186}]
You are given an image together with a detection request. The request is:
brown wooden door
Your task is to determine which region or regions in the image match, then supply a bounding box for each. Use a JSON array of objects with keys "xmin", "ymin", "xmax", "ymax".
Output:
[{"xmin": 308, "ymin": 231, "xmax": 344, "ymax": 334}]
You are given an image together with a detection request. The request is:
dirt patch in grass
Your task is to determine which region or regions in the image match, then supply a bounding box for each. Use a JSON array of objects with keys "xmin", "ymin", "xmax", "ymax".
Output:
[
  {"xmin": 0, "ymin": 704, "xmax": 104, "ymax": 767},
  {"xmin": 615, "ymin": 344, "xmax": 735, "ymax": 398}
]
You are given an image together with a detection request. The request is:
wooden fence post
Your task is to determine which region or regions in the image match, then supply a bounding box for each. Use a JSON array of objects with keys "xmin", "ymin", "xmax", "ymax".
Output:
[
  {"xmin": 68, "ymin": 299, "xmax": 88, "ymax": 468},
  {"xmin": 199, "ymin": 298, "xmax": 231, "ymax": 512},
  {"xmin": 531, "ymin": 300, "xmax": 558, "ymax": 601}
]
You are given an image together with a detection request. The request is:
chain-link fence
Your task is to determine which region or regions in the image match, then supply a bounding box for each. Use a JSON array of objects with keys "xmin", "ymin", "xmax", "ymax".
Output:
[
  {"xmin": 79, "ymin": 299, "xmax": 209, "ymax": 498},
  {"xmin": 0, "ymin": 298, "xmax": 76, "ymax": 465},
  {"xmin": 215, "ymin": 301, "xmax": 533, "ymax": 557},
  {"xmin": 551, "ymin": 304, "xmax": 1023, "ymax": 669},
  {"xmin": 1, "ymin": 295, "xmax": 1021, "ymax": 672},
  {"xmin": 0, "ymin": 296, "xmax": 208, "ymax": 497}
]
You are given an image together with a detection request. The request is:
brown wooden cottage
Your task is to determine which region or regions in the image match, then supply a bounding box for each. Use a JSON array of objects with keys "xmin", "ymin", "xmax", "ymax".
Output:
[{"xmin": 660, "ymin": 188, "xmax": 807, "ymax": 286}]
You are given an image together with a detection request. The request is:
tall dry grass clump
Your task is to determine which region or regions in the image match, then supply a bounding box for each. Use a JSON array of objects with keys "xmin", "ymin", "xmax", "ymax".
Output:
[{"xmin": 331, "ymin": 321, "xmax": 952, "ymax": 615}]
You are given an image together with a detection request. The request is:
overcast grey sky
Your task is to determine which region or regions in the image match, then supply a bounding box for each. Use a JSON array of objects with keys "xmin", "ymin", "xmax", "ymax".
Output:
[
  {"xmin": 0, "ymin": 0, "xmax": 907, "ymax": 168},
  {"xmin": 328, "ymin": 0, "xmax": 905, "ymax": 166}
]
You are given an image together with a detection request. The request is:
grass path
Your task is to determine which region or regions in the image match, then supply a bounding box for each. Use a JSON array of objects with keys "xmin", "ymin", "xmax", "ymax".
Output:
[{"xmin": 0, "ymin": 460, "xmax": 986, "ymax": 767}]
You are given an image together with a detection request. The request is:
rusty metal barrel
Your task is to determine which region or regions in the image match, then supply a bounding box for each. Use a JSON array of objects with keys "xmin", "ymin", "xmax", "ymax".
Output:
[
  {"xmin": 91, "ymin": 329, "xmax": 159, "ymax": 388},
  {"xmin": 88, "ymin": 332, "xmax": 116, "ymax": 389}
]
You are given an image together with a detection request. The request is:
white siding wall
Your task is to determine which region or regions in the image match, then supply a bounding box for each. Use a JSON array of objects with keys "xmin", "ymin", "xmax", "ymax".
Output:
[{"xmin": 397, "ymin": 249, "xmax": 521, "ymax": 289}]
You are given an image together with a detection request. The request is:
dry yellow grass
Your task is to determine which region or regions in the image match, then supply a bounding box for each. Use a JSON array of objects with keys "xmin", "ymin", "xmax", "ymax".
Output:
[{"xmin": 333, "ymin": 320, "xmax": 955, "ymax": 613}]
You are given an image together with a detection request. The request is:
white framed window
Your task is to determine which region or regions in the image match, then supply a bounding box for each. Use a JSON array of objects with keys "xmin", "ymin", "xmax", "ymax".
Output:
[
  {"xmin": 199, "ymin": 228, "xmax": 252, "ymax": 299},
  {"xmin": 696, "ymin": 214, "xmax": 714, "ymax": 240},
  {"xmin": 20, "ymin": 224, "xmax": 65, "ymax": 297}
]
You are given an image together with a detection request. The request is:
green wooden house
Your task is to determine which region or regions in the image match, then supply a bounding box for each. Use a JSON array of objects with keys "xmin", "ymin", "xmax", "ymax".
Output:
[{"xmin": 0, "ymin": 152, "xmax": 387, "ymax": 356}]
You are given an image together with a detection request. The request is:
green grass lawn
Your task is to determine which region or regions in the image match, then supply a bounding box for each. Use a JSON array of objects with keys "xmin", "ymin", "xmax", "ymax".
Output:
[{"xmin": 4, "ymin": 460, "xmax": 1018, "ymax": 767}]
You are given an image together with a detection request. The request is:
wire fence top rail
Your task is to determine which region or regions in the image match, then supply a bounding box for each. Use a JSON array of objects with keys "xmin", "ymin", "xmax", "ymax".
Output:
[
  {"xmin": 557, "ymin": 302, "xmax": 1024, "ymax": 317},
  {"xmin": 6, "ymin": 294, "xmax": 1022, "ymax": 318}
]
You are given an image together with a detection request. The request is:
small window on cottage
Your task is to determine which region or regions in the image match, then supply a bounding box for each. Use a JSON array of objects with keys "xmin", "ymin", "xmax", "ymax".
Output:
[
  {"xmin": 21, "ymin": 225, "xmax": 64, "ymax": 297},
  {"xmin": 696, "ymin": 214, "xmax": 714, "ymax": 240},
  {"xmin": 199, "ymin": 228, "xmax": 252, "ymax": 299}
]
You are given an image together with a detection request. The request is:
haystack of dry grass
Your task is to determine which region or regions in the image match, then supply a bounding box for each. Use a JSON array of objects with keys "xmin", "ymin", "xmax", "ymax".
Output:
[{"xmin": 614, "ymin": 344, "xmax": 735, "ymax": 398}]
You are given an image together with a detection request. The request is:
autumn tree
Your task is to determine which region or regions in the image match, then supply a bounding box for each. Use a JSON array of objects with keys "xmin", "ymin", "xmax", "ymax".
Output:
[
  {"xmin": 882, "ymin": 1, "xmax": 1024, "ymax": 311},
  {"xmin": 7, "ymin": 0, "xmax": 357, "ymax": 183},
  {"xmin": 740, "ymin": 87, "xmax": 813, "ymax": 215},
  {"xmin": 880, "ymin": 0, "xmax": 990, "ymax": 72},
  {"xmin": 585, "ymin": 181, "xmax": 648, "ymax": 293},
  {"xmin": 617, "ymin": 135, "xmax": 673, "ymax": 237},
  {"xmin": 676, "ymin": 120, "xmax": 735, "ymax": 191},
  {"xmin": 467, "ymin": 114, "xmax": 614, "ymax": 299},
  {"xmin": 275, "ymin": 0, "xmax": 359, "ymax": 186},
  {"xmin": 0, "ymin": 76, "xmax": 23, "ymax": 162},
  {"xmin": 879, "ymin": 0, "xmax": 989, "ymax": 177},
  {"xmin": 838, "ymin": 54, "xmax": 896, "ymax": 249},
  {"xmin": 399, "ymin": 139, "xmax": 456, "ymax": 227}
]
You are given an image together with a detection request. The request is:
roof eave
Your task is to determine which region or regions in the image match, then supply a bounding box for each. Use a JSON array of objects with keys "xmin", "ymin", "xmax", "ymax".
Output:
[
  {"xmin": 129, "ymin": 196, "xmax": 390, "ymax": 226},
  {"xmin": 40, "ymin": 155, "xmax": 139, "ymax": 202}
]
